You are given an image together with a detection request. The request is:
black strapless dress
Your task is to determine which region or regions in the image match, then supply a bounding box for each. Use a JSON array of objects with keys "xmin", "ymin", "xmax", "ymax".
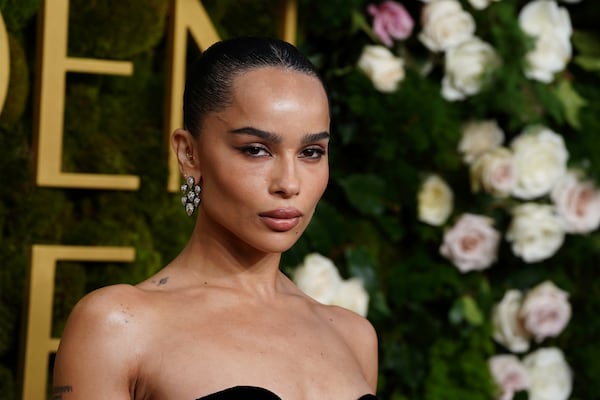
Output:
[{"xmin": 196, "ymin": 385, "xmax": 377, "ymax": 399}]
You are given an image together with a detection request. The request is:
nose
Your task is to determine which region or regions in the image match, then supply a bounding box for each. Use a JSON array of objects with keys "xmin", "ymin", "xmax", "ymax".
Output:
[{"xmin": 269, "ymin": 155, "xmax": 300, "ymax": 198}]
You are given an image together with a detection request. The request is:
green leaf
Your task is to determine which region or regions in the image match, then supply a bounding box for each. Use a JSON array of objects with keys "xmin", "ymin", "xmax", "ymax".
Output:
[
  {"xmin": 449, "ymin": 295, "xmax": 484, "ymax": 326},
  {"xmin": 462, "ymin": 295, "xmax": 484, "ymax": 326},
  {"xmin": 338, "ymin": 174, "xmax": 387, "ymax": 216},
  {"xmin": 555, "ymin": 79, "xmax": 587, "ymax": 129},
  {"xmin": 574, "ymin": 55, "xmax": 600, "ymax": 72}
]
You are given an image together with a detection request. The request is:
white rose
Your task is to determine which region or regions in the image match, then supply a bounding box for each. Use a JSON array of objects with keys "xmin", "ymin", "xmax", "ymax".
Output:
[
  {"xmin": 468, "ymin": 0, "xmax": 501, "ymax": 10},
  {"xmin": 519, "ymin": 0, "xmax": 572, "ymax": 39},
  {"xmin": 523, "ymin": 347, "xmax": 572, "ymax": 400},
  {"xmin": 470, "ymin": 147, "xmax": 515, "ymax": 197},
  {"xmin": 357, "ymin": 45, "xmax": 405, "ymax": 93},
  {"xmin": 551, "ymin": 170, "xmax": 600, "ymax": 234},
  {"xmin": 488, "ymin": 354, "xmax": 530, "ymax": 400},
  {"xmin": 293, "ymin": 253, "xmax": 342, "ymax": 304},
  {"xmin": 521, "ymin": 281, "xmax": 571, "ymax": 342},
  {"xmin": 524, "ymin": 32, "xmax": 572, "ymax": 83},
  {"xmin": 331, "ymin": 278, "xmax": 370, "ymax": 317},
  {"xmin": 492, "ymin": 290, "xmax": 531, "ymax": 353},
  {"xmin": 510, "ymin": 125, "xmax": 569, "ymax": 199},
  {"xmin": 441, "ymin": 37, "xmax": 499, "ymax": 101},
  {"xmin": 439, "ymin": 213, "xmax": 500, "ymax": 272},
  {"xmin": 506, "ymin": 203, "xmax": 565, "ymax": 263},
  {"xmin": 458, "ymin": 119, "xmax": 505, "ymax": 164},
  {"xmin": 419, "ymin": 0, "xmax": 476, "ymax": 52},
  {"xmin": 519, "ymin": 0, "xmax": 572, "ymax": 82},
  {"xmin": 417, "ymin": 174, "xmax": 454, "ymax": 226}
]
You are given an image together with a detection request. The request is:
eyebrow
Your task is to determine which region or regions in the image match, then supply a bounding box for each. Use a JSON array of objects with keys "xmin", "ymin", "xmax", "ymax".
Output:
[{"xmin": 229, "ymin": 127, "xmax": 330, "ymax": 145}]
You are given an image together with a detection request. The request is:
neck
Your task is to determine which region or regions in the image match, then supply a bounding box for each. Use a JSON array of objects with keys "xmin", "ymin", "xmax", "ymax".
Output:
[{"xmin": 174, "ymin": 218, "xmax": 285, "ymax": 293}]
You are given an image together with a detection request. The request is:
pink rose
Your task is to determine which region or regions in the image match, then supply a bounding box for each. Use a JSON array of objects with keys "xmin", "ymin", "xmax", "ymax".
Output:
[
  {"xmin": 368, "ymin": 1, "xmax": 414, "ymax": 47},
  {"xmin": 520, "ymin": 281, "xmax": 571, "ymax": 342},
  {"xmin": 488, "ymin": 354, "xmax": 530, "ymax": 400},
  {"xmin": 551, "ymin": 171, "xmax": 600, "ymax": 234},
  {"xmin": 439, "ymin": 213, "xmax": 500, "ymax": 272}
]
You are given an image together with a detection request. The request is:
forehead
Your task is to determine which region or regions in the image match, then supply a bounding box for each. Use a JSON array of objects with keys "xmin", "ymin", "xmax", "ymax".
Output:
[
  {"xmin": 231, "ymin": 66, "xmax": 325, "ymax": 102},
  {"xmin": 222, "ymin": 67, "xmax": 329, "ymax": 128}
]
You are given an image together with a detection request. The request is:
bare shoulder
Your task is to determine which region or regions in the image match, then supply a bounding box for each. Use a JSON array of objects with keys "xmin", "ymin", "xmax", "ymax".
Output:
[
  {"xmin": 322, "ymin": 304, "xmax": 378, "ymax": 352},
  {"xmin": 318, "ymin": 304, "xmax": 379, "ymax": 390},
  {"xmin": 53, "ymin": 284, "xmax": 151, "ymax": 398},
  {"xmin": 61, "ymin": 283, "xmax": 149, "ymax": 336}
]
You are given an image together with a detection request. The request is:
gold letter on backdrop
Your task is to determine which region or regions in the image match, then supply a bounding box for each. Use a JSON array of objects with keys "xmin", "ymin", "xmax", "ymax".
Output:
[
  {"xmin": 166, "ymin": 0, "xmax": 298, "ymax": 192},
  {"xmin": 0, "ymin": 9, "xmax": 9, "ymax": 115},
  {"xmin": 165, "ymin": 0, "xmax": 220, "ymax": 192},
  {"xmin": 22, "ymin": 245, "xmax": 135, "ymax": 400},
  {"xmin": 34, "ymin": 0, "xmax": 138, "ymax": 190}
]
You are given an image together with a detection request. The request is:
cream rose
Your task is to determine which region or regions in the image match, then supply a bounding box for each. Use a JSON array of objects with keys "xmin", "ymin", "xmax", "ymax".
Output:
[
  {"xmin": 417, "ymin": 174, "xmax": 454, "ymax": 226},
  {"xmin": 293, "ymin": 253, "xmax": 342, "ymax": 304},
  {"xmin": 458, "ymin": 120, "xmax": 505, "ymax": 164},
  {"xmin": 519, "ymin": 0, "xmax": 572, "ymax": 82},
  {"xmin": 492, "ymin": 289, "xmax": 531, "ymax": 353},
  {"xmin": 468, "ymin": 0, "xmax": 502, "ymax": 10},
  {"xmin": 551, "ymin": 171, "xmax": 600, "ymax": 234},
  {"xmin": 419, "ymin": 0, "xmax": 476, "ymax": 52},
  {"xmin": 488, "ymin": 354, "xmax": 530, "ymax": 400},
  {"xmin": 470, "ymin": 147, "xmax": 515, "ymax": 197},
  {"xmin": 357, "ymin": 45, "xmax": 405, "ymax": 93},
  {"xmin": 510, "ymin": 125, "xmax": 568, "ymax": 199},
  {"xmin": 523, "ymin": 347, "xmax": 572, "ymax": 400},
  {"xmin": 439, "ymin": 213, "xmax": 500, "ymax": 272},
  {"xmin": 520, "ymin": 281, "xmax": 571, "ymax": 342},
  {"xmin": 524, "ymin": 32, "xmax": 572, "ymax": 83},
  {"xmin": 506, "ymin": 203, "xmax": 565, "ymax": 263},
  {"xmin": 441, "ymin": 36, "xmax": 499, "ymax": 101},
  {"xmin": 519, "ymin": 0, "xmax": 572, "ymax": 39},
  {"xmin": 331, "ymin": 277, "xmax": 370, "ymax": 317}
]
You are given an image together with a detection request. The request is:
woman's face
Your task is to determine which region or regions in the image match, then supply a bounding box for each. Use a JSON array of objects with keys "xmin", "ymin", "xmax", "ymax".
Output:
[{"xmin": 195, "ymin": 66, "xmax": 330, "ymax": 254}]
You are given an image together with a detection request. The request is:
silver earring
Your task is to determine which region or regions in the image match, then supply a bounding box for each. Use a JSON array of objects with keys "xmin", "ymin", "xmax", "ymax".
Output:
[{"xmin": 181, "ymin": 175, "xmax": 201, "ymax": 216}]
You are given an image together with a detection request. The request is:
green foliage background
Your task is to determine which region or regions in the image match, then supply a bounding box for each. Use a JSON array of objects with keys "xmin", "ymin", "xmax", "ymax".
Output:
[{"xmin": 0, "ymin": 0, "xmax": 599, "ymax": 399}]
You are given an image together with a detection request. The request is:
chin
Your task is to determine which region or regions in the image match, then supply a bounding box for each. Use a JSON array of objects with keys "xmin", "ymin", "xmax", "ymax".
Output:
[{"xmin": 252, "ymin": 231, "xmax": 305, "ymax": 254}]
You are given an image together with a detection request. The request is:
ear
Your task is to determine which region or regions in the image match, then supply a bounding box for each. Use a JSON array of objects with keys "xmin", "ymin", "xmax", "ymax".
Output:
[{"xmin": 171, "ymin": 128, "xmax": 201, "ymax": 178}]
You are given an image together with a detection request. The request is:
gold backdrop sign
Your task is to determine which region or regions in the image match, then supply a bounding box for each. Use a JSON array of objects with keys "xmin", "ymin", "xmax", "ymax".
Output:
[{"xmin": 0, "ymin": 0, "xmax": 298, "ymax": 398}]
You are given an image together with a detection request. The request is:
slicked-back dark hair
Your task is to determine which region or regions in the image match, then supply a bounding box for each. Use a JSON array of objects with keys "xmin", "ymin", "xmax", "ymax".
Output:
[{"xmin": 183, "ymin": 37, "xmax": 326, "ymax": 137}]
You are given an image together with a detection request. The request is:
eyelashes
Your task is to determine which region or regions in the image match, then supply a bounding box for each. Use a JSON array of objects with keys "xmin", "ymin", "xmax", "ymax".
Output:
[{"xmin": 238, "ymin": 144, "xmax": 327, "ymax": 160}]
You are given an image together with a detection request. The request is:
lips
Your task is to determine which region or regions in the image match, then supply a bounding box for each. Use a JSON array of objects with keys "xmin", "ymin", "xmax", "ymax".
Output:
[{"xmin": 259, "ymin": 208, "xmax": 303, "ymax": 232}]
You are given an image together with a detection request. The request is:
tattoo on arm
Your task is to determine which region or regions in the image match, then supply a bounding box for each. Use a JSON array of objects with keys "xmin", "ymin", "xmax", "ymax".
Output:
[{"xmin": 52, "ymin": 385, "xmax": 73, "ymax": 399}]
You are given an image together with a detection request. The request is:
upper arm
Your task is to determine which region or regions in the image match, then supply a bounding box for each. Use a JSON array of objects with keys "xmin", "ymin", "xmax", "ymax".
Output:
[{"xmin": 53, "ymin": 285, "xmax": 142, "ymax": 399}]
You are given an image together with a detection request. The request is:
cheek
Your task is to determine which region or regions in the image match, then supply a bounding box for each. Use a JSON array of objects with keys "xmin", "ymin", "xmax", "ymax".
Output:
[{"xmin": 308, "ymin": 165, "xmax": 329, "ymax": 200}]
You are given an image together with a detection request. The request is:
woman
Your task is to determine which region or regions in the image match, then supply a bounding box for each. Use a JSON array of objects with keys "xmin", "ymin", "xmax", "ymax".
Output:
[{"xmin": 53, "ymin": 37, "xmax": 378, "ymax": 400}]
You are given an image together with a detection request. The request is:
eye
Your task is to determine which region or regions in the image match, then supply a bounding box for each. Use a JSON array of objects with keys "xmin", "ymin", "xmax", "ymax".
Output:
[
  {"xmin": 240, "ymin": 145, "xmax": 271, "ymax": 157},
  {"xmin": 299, "ymin": 147, "xmax": 327, "ymax": 160}
]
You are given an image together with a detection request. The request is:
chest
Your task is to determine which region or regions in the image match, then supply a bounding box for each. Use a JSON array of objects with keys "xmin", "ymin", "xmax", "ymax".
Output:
[{"xmin": 133, "ymin": 307, "xmax": 367, "ymax": 400}]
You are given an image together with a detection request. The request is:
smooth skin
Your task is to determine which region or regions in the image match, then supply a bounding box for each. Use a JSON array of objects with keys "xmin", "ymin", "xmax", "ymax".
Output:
[{"xmin": 53, "ymin": 67, "xmax": 378, "ymax": 400}]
